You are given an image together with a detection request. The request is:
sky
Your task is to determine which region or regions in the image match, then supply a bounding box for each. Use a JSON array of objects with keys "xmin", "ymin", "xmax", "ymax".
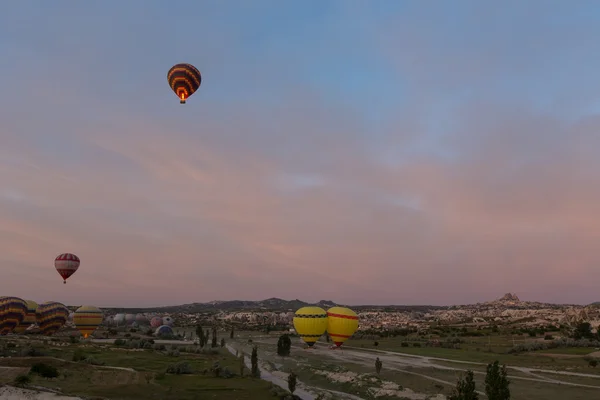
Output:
[{"xmin": 1, "ymin": 1, "xmax": 600, "ymax": 307}]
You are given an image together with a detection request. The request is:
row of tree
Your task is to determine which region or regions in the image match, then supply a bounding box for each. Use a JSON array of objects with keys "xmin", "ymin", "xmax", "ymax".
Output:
[{"xmin": 448, "ymin": 361, "xmax": 510, "ymax": 400}]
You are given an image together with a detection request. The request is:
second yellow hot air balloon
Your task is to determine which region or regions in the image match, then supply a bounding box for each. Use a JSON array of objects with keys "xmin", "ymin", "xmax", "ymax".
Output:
[
  {"xmin": 293, "ymin": 306, "xmax": 328, "ymax": 348},
  {"xmin": 74, "ymin": 305, "xmax": 103, "ymax": 338},
  {"xmin": 327, "ymin": 306, "xmax": 359, "ymax": 348}
]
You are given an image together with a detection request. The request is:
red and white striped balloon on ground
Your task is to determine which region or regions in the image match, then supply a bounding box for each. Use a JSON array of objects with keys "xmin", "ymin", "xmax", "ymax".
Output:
[{"xmin": 55, "ymin": 253, "xmax": 80, "ymax": 284}]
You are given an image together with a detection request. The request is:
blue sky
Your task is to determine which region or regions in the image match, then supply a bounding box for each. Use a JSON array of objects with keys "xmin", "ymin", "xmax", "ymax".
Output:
[{"xmin": 1, "ymin": 1, "xmax": 600, "ymax": 306}]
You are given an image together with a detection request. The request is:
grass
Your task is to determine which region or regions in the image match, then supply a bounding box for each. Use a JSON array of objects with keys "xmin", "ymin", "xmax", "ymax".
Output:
[
  {"xmin": 0, "ymin": 341, "xmax": 278, "ymax": 400},
  {"xmin": 344, "ymin": 336, "xmax": 600, "ymax": 373},
  {"xmin": 536, "ymin": 347, "xmax": 596, "ymax": 355}
]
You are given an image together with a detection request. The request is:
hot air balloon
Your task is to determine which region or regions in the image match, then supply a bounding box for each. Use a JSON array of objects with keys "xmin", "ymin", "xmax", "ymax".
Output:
[
  {"xmin": 74, "ymin": 305, "xmax": 103, "ymax": 339},
  {"xmin": 327, "ymin": 306, "xmax": 359, "ymax": 348},
  {"xmin": 150, "ymin": 316, "xmax": 162, "ymax": 328},
  {"xmin": 36, "ymin": 302, "xmax": 69, "ymax": 336},
  {"xmin": 135, "ymin": 313, "xmax": 148, "ymax": 325},
  {"xmin": 167, "ymin": 63, "xmax": 202, "ymax": 104},
  {"xmin": 293, "ymin": 307, "xmax": 328, "ymax": 348},
  {"xmin": 14, "ymin": 300, "xmax": 38, "ymax": 334},
  {"xmin": 162, "ymin": 316, "xmax": 174, "ymax": 326},
  {"xmin": 114, "ymin": 313, "xmax": 125, "ymax": 326},
  {"xmin": 0, "ymin": 296, "xmax": 28, "ymax": 335},
  {"xmin": 155, "ymin": 325, "xmax": 173, "ymax": 337},
  {"xmin": 125, "ymin": 314, "xmax": 135, "ymax": 326},
  {"xmin": 55, "ymin": 253, "xmax": 80, "ymax": 284}
]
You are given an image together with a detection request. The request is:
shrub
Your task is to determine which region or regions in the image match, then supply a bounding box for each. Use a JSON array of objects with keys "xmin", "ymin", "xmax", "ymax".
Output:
[
  {"xmin": 401, "ymin": 342, "xmax": 409, "ymax": 347},
  {"xmin": 14, "ymin": 374, "xmax": 31, "ymax": 387},
  {"xmin": 413, "ymin": 342, "xmax": 422, "ymax": 347},
  {"xmin": 72, "ymin": 349, "xmax": 87, "ymax": 362},
  {"xmin": 589, "ymin": 360, "xmax": 598, "ymax": 368},
  {"xmin": 167, "ymin": 349, "xmax": 180, "ymax": 357},
  {"xmin": 81, "ymin": 357, "xmax": 105, "ymax": 366},
  {"xmin": 20, "ymin": 347, "xmax": 45, "ymax": 357},
  {"xmin": 114, "ymin": 339, "xmax": 126, "ymax": 346},
  {"xmin": 166, "ymin": 361, "xmax": 192, "ymax": 375},
  {"xmin": 544, "ymin": 335, "xmax": 554, "ymax": 341},
  {"xmin": 30, "ymin": 363, "xmax": 59, "ymax": 379}
]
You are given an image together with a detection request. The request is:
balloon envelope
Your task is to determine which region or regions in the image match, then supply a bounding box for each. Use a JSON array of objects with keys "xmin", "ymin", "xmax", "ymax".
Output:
[
  {"xmin": 150, "ymin": 317, "xmax": 162, "ymax": 328},
  {"xmin": 36, "ymin": 302, "xmax": 69, "ymax": 336},
  {"xmin": 74, "ymin": 305, "xmax": 103, "ymax": 338},
  {"xmin": 155, "ymin": 325, "xmax": 173, "ymax": 337},
  {"xmin": 167, "ymin": 63, "xmax": 202, "ymax": 104},
  {"xmin": 0, "ymin": 296, "xmax": 28, "ymax": 335},
  {"xmin": 55, "ymin": 253, "xmax": 80, "ymax": 284},
  {"xmin": 326, "ymin": 307, "xmax": 359, "ymax": 347},
  {"xmin": 162, "ymin": 316, "xmax": 174, "ymax": 326},
  {"xmin": 293, "ymin": 306, "xmax": 328, "ymax": 347},
  {"xmin": 14, "ymin": 300, "xmax": 38, "ymax": 334}
]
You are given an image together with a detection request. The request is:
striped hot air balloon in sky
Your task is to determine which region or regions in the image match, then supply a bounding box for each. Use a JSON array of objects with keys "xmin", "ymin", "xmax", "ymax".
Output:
[
  {"xmin": 55, "ymin": 253, "xmax": 80, "ymax": 284},
  {"xmin": 14, "ymin": 300, "xmax": 38, "ymax": 334},
  {"xmin": 293, "ymin": 307, "xmax": 328, "ymax": 347},
  {"xmin": 167, "ymin": 63, "xmax": 202, "ymax": 104},
  {"xmin": 36, "ymin": 301, "xmax": 69, "ymax": 336},
  {"xmin": 326, "ymin": 306, "xmax": 359, "ymax": 348},
  {"xmin": 0, "ymin": 296, "xmax": 28, "ymax": 335},
  {"xmin": 74, "ymin": 305, "xmax": 103, "ymax": 338}
]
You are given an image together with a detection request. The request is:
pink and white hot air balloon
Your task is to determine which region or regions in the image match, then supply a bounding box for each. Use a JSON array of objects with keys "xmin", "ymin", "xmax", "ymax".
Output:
[
  {"xmin": 55, "ymin": 253, "xmax": 80, "ymax": 284},
  {"xmin": 150, "ymin": 317, "xmax": 162, "ymax": 328}
]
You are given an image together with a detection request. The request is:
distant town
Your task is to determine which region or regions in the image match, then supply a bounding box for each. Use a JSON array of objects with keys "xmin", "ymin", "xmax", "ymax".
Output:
[{"xmin": 99, "ymin": 293, "xmax": 600, "ymax": 334}]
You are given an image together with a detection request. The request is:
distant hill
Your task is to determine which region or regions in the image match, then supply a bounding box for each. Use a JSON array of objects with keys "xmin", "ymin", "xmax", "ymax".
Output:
[{"xmin": 102, "ymin": 298, "xmax": 445, "ymax": 313}]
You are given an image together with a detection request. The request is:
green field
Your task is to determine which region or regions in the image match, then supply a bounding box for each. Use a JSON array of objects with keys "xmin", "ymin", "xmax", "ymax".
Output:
[
  {"xmin": 343, "ymin": 335, "xmax": 600, "ymax": 373},
  {"xmin": 0, "ymin": 338, "xmax": 281, "ymax": 400}
]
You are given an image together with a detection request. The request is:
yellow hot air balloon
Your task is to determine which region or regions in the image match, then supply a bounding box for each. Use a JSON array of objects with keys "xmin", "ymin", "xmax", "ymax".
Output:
[
  {"xmin": 74, "ymin": 305, "xmax": 103, "ymax": 338},
  {"xmin": 327, "ymin": 306, "xmax": 359, "ymax": 348},
  {"xmin": 14, "ymin": 300, "xmax": 38, "ymax": 334},
  {"xmin": 293, "ymin": 306, "xmax": 328, "ymax": 348}
]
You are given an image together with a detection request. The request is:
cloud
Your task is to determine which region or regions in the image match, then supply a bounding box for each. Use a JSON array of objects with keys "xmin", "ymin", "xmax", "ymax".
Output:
[{"xmin": 1, "ymin": 2, "xmax": 599, "ymax": 306}]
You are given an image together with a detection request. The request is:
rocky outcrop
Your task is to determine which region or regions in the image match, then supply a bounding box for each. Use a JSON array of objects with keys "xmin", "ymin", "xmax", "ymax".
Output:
[{"xmin": 498, "ymin": 293, "xmax": 520, "ymax": 302}]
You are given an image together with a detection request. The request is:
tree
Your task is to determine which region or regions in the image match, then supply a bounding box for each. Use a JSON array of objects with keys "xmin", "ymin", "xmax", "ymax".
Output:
[
  {"xmin": 448, "ymin": 370, "xmax": 478, "ymax": 400},
  {"xmin": 196, "ymin": 325, "xmax": 206, "ymax": 348},
  {"xmin": 485, "ymin": 361, "xmax": 510, "ymax": 400},
  {"xmin": 230, "ymin": 327, "xmax": 235, "ymax": 339},
  {"xmin": 573, "ymin": 322, "xmax": 593, "ymax": 339},
  {"xmin": 251, "ymin": 346, "xmax": 260, "ymax": 377},
  {"xmin": 277, "ymin": 334, "xmax": 292, "ymax": 357},
  {"xmin": 220, "ymin": 338, "xmax": 225, "ymax": 348},
  {"xmin": 288, "ymin": 371, "xmax": 297, "ymax": 394},
  {"xmin": 325, "ymin": 334, "xmax": 330, "ymax": 343},
  {"xmin": 375, "ymin": 357, "xmax": 382, "ymax": 375},
  {"xmin": 239, "ymin": 354, "xmax": 245, "ymax": 377},
  {"xmin": 211, "ymin": 327, "xmax": 218, "ymax": 348}
]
